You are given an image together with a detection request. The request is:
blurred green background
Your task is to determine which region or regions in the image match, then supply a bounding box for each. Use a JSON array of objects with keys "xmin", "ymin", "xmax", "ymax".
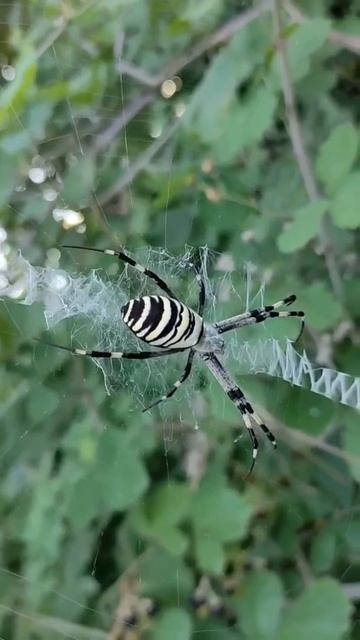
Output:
[{"xmin": 0, "ymin": 0, "xmax": 359, "ymax": 638}]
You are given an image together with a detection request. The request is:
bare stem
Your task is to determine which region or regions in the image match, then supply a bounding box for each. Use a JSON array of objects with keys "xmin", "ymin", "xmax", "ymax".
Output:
[
  {"xmin": 156, "ymin": 0, "xmax": 272, "ymax": 84},
  {"xmin": 36, "ymin": 1, "xmax": 100, "ymax": 59},
  {"xmin": 93, "ymin": 92, "xmax": 154, "ymax": 153},
  {"xmin": 95, "ymin": 1, "xmax": 272, "ymax": 148},
  {"xmin": 273, "ymin": 3, "xmax": 319, "ymax": 201},
  {"xmin": 116, "ymin": 60, "xmax": 158, "ymax": 87},
  {"xmin": 272, "ymin": 0, "xmax": 344, "ymax": 300},
  {"xmin": 98, "ymin": 117, "xmax": 182, "ymax": 204}
]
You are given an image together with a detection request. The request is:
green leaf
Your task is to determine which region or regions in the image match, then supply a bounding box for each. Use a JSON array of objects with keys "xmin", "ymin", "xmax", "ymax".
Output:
[
  {"xmin": 63, "ymin": 427, "xmax": 148, "ymax": 529},
  {"xmin": 190, "ymin": 483, "xmax": 252, "ymax": 573},
  {"xmin": 195, "ymin": 536, "xmax": 224, "ymax": 574},
  {"xmin": 185, "ymin": 29, "xmax": 256, "ymax": 141},
  {"xmin": 23, "ymin": 457, "xmax": 64, "ymax": 607},
  {"xmin": 278, "ymin": 578, "xmax": 351, "ymax": 640},
  {"xmin": 152, "ymin": 526, "xmax": 188, "ymax": 556},
  {"xmin": 191, "ymin": 486, "xmax": 253, "ymax": 542},
  {"xmin": 301, "ymin": 282, "xmax": 342, "ymax": 330},
  {"xmin": 315, "ymin": 123, "xmax": 359, "ymax": 192},
  {"xmin": 310, "ymin": 527, "xmax": 337, "ymax": 573},
  {"xmin": 139, "ymin": 550, "xmax": 194, "ymax": 601},
  {"xmin": 285, "ymin": 20, "xmax": 331, "ymax": 83},
  {"xmin": 272, "ymin": 382, "xmax": 334, "ymax": 437},
  {"xmin": 181, "ymin": 0, "xmax": 221, "ymax": 26},
  {"xmin": 344, "ymin": 516, "xmax": 360, "ymax": 558},
  {"xmin": 329, "ymin": 172, "xmax": 360, "ymax": 229},
  {"xmin": 96, "ymin": 429, "xmax": 149, "ymax": 510},
  {"xmin": 61, "ymin": 157, "xmax": 95, "ymax": 208},
  {"xmin": 213, "ymin": 86, "xmax": 277, "ymax": 163},
  {"xmin": 149, "ymin": 483, "xmax": 191, "ymax": 527},
  {"xmin": 27, "ymin": 384, "xmax": 59, "ymax": 424},
  {"xmin": 239, "ymin": 571, "xmax": 284, "ymax": 640},
  {"xmin": 130, "ymin": 484, "xmax": 190, "ymax": 556},
  {"xmin": 277, "ymin": 200, "xmax": 327, "ymax": 253},
  {"xmin": 152, "ymin": 608, "xmax": 192, "ymax": 640},
  {"xmin": 197, "ymin": 196, "xmax": 257, "ymax": 233}
]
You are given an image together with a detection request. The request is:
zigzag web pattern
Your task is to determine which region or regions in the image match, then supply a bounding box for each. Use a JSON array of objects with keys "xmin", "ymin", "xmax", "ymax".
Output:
[{"xmin": 237, "ymin": 338, "xmax": 359, "ymax": 410}]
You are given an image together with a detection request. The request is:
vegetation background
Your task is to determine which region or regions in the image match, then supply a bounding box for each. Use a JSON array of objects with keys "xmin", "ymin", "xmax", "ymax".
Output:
[{"xmin": 0, "ymin": 0, "xmax": 359, "ymax": 638}]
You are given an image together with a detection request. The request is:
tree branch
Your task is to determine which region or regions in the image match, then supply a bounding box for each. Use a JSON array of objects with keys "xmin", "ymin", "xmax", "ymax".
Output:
[
  {"xmin": 36, "ymin": 0, "xmax": 100, "ymax": 59},
  {"xmin": 93, "ymin": 92, "xmax": 154, "ymax": 153},
  {"xmin": 273, "ymin": 4, "xmax": 320, "ymax": 201},
  {"xmin": 95, "ymin": 1, "xmax": 272, "ymax": 149},
  {"xmin": 118, "ymin": 0, "xmax": 272, "ymax": 87},
  {"xmin": 98, "ymin": 117, "xmax": 182, "ymax": 204},
  {"xmin": 272, "ymin": 1, "xmax": 344, "ymax": 300}
]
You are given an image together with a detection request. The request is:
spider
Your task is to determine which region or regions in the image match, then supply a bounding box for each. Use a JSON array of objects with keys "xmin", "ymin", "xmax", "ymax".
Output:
[{"xmin": 44, "ymin": 245, "xmax": 304, "ymax": 474}]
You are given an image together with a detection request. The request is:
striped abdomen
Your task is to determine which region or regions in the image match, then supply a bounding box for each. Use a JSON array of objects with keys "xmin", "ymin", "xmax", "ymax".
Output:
[{"xmin": 121, "ymin": 295, "xmax": 203, "ymax": 349}]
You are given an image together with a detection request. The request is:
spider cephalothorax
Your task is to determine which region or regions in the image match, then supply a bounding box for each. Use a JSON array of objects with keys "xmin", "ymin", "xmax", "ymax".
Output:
[{"xmin": 46, "ymin": 245, "xmax": 304, "ymax": 474}]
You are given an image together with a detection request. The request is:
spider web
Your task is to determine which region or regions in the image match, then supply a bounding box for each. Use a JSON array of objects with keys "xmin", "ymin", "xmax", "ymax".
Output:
[
  {"xmin": 0, "ymin": 1, "xmax": 359, "ymax": 637},
  {"xmin": 2, "ymin": 248, "xmax": 359, "ymax": 413}
]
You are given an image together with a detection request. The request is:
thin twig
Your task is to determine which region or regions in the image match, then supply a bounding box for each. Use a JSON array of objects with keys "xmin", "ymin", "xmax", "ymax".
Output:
[
  {"xmin": 35, "ymin": 0, "xmax": 100, "ymax": 59},
  {"xmin": 0, "ymin": 604, "xmax": 106, "ymax": 640},
  {"xmin": 117, "ymin": 0, "xmax": 273, "ymax": 87},
  {"xmin": 276, "ymin": 418, "xmax": 360, "ymax": 469},
  {"xmin": 273, "ymin": 3, "xmax": 319, "ymax": 201},
  {"xmin": 342, "ymin": 583, "xmax": 360, "ymax": 602},
  {"xmin": 284, "ymin": 0, "xmax": 360, "ymax": 55},
  {"xmin": 98, "ymin": 117, "xmax": 182, "ymax": 204},
  {"xmin": 272, "ymin": 1, "xmax": 344, "ymax": 300},
  {"xmin": 36, "ymin": 22, "xmax": 67, "ymax": 59},
  {"xmin": 161, "ymin": 0, "xmax": 272, "ymax": 80},
  {"xmin": 93, "ymin": 92, "xmax": 154, "ymax": 152},
  {"xmin": 116, "ymin": 60, "xmax": 158, "ymax": 87},
  {"xmin": 257, "ymin": 402, "xmax": 358, "ymax": 483},
  {"xmin": 94, "ymin": 1, "xmax": 272, "ymax": 149},
  {"xmin": 296, "ymin": 548, "xmax": 313, "ymax": 587}
]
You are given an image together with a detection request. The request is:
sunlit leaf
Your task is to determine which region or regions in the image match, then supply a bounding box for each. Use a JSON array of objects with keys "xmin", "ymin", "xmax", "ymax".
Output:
[
  {"xmin": 274, "ymin": 19, "xmax": 331, "ymax": 84},
  {"xmin": 329, "ymin": 172, "xmax": 360, "ymax": 229},
  {"xmin": 277, "ymin": 200, "xmax": 327, "ymax": 253},
  {"xmin": 213, "ymin": 86, "xmax": 277, "ymax": 163},
  {"xmin": 315, "ymin": 122, "xmax": 359, "ymax": 192},
  {"xmin": 301, "ymin": 282, "xmax": 342, "ymax": 330},
  {"xmin": 239, "ymin": 571, "xmax": 284, "ymax": 640},
  {"xmin": 152, "ymin": 608, "xmax": 192, "ymax": 640},
  {"xmin": 278, "ymin": 579, "xmax": 351, "ymax": 640}
]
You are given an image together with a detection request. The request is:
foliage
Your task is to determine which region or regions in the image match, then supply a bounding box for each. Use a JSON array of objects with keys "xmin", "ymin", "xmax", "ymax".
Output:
[{"xmin": 0, "ymin": 0, "xmax": 359, "ymax": 639}]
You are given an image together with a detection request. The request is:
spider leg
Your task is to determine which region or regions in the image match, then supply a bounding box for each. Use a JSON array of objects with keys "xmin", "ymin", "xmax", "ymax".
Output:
[
  {"xmin": 216, "ymin": 294, "xmax": 304, "ymax": 336},
  {"xmin": 201, "ymin": 353, "xmax": 276, "ymax": 475},
  {"xmin": 229, "ymin": 389, "xmax": 259, "ymax": 476},
  {"xmin": 245, "ymin": 406, "xmax": 277, "ymax": 449},
  {"xmin": 238, "ymin": 310, "xmax": 306, "ymax": 347},
  {"xmin": 62, "ymin": 245, "xmax": 177, "ymax": 299},
  {"xmin": 35, "ymin": 339, "xmax": 187, "ymax": 360},
  {"xmin": 142, "ymin": 349, "xmax": 195, "ymax": 412}
]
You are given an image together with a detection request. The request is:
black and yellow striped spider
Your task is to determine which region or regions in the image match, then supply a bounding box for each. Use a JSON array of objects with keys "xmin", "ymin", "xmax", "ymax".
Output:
[{"xmin": 46, "ymin": 245, "xmax": 304, "ymax": 474}]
